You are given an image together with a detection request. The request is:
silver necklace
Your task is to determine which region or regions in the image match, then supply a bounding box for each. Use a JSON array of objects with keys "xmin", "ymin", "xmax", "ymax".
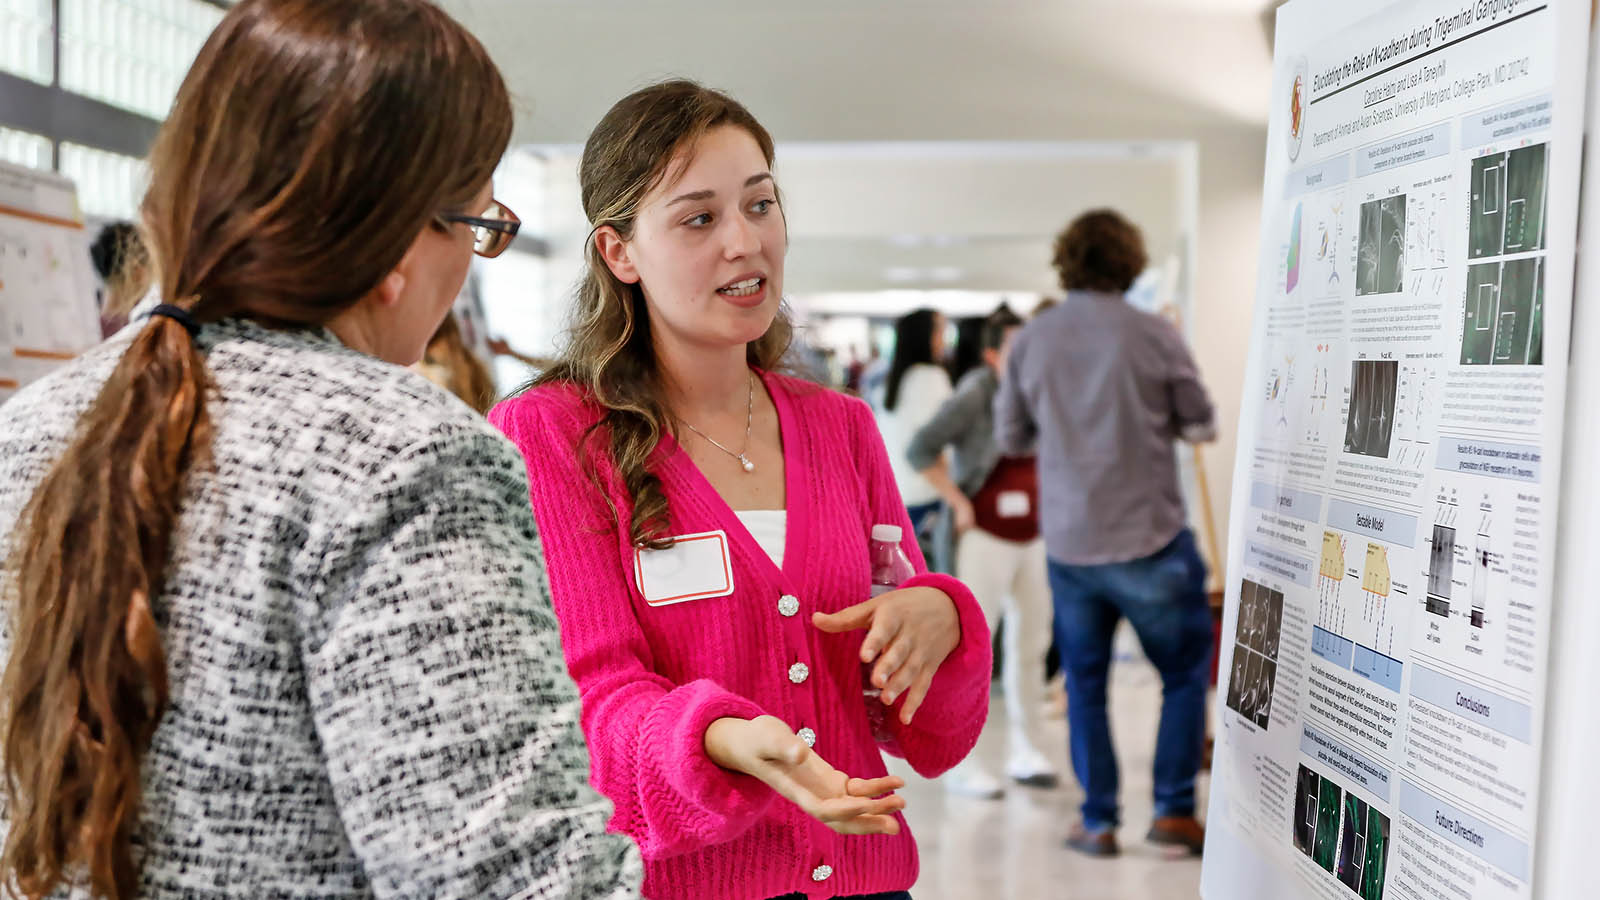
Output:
[{"xmin": 681, "ymin": 373, "xmax": 757, "ymax": 473}]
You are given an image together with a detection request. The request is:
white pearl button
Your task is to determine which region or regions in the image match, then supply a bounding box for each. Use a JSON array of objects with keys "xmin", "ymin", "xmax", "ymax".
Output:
[
  {"xmin": 811, "ymin": 864, "xmax": 833, "ymax": 882},
  {"xmin": 798, "ymin": 727, "xmax": 816, "ymax": 747},
  {"xmin": 788, "ymin": 662, "xmax": 809, "ymax": 684},
  {"xmin": 778, "ymin": 594, "xmax": 800, "ymax": 617}
]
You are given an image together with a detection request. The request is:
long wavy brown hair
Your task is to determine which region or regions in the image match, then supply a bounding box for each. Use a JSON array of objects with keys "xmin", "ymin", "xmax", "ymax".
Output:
[
  {"xmin": 533, "ymin": 80, "xmax": 793, "ymax": 549},
  {"xmin": 0, "ymin": 2, "xmax": 510, "ymax": 897}
]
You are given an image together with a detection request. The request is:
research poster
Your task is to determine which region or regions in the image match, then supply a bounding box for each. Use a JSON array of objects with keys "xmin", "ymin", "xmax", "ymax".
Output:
[
  {"xmin": 1203, "ymin": 2, "xmax": 1590, "ymax": 899},
  {"xmin": 0, "ymin": 160, "xmax": 98, "ymax": 404}
]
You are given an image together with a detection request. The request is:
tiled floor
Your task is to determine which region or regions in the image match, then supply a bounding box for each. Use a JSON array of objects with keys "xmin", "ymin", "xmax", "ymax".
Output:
[{"xmin": 883, "ymin": 653, "xmax": 1209, "ymax": 900}]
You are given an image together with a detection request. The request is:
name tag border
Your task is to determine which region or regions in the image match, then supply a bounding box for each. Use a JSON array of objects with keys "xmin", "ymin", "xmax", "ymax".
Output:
[{"xmin": 633, "ymin": 529, "xmax": 736, "ymax": 607}]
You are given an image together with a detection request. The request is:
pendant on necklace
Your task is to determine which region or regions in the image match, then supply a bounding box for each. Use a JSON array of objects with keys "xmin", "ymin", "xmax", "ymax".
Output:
[{"xmin": 739, "ymin": 454, "xmax": 756, "ymax": 473}]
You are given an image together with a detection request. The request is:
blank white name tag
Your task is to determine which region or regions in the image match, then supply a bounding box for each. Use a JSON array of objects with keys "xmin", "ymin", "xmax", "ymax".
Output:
[
  {"xmin": 997, "ymin": 490, "xmax": 1032, "ymax": 519},
  {"xmin": 633, "ymin": 530, "xmax": 735, "ymax": 607}
]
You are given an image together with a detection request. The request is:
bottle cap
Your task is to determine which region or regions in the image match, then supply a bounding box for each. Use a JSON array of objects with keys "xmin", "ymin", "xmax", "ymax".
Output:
[{"xmin": 871, "ymin": 524, "xmax": 903, "ymax": 543}]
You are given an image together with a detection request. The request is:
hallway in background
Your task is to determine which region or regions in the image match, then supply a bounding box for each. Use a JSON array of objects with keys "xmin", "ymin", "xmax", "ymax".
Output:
[{"xmin": 887, "ymin": 648, "xmax": 1207, "ymax": 900}]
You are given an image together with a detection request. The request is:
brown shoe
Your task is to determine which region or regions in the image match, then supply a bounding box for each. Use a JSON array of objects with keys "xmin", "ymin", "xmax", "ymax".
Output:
[
  {"xmin": 1065, "ymin": 822, "xmax": 1120, "ymax": 857},
  {"xmin": 1146, "ymin": 816, "xmax": 1205, "ymax": 855}
]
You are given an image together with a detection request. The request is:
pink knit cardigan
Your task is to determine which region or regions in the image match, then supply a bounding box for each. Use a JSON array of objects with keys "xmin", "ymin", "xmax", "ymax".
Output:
[{"xmin": 490, "ymin": 371, "xmax": 991, "ymax": 900}]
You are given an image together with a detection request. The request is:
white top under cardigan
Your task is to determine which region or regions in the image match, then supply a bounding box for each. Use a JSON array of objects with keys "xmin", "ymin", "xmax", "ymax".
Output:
[{"xmin": 733, "ymin": 509, "xmax": 788, "ymax": 568}]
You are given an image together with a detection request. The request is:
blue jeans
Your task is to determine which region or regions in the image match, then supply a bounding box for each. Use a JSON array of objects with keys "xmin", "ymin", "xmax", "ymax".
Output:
[
  {"xmin": 1047, "ymin": 528, "xmax": 1211, "ymax": 831},
  {"xmin": 905, "ymin": 500, "xmax": 946, "ymax": 572},
  {"xmin": 905, "ymin": 500, "xmax": 941, "ymax": 531}
]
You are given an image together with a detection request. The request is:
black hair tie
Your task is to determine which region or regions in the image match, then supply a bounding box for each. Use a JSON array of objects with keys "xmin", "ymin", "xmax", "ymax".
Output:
[{"xmin": 148, "ymin": 304, "xmax": 201, "ymax": 338}]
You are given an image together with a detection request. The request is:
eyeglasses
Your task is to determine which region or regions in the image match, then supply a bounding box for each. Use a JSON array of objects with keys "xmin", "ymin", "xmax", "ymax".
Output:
[{"xmin": 437, "ymin": 199, "xmax": 521, "ymax": 258}]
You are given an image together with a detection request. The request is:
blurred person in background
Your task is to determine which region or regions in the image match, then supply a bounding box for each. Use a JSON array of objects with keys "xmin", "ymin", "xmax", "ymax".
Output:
[
  {"xmin": 877, "ymin": 308, "xmax": 952, "ymax": 568},
  {"xmin": 995, "ymin": 208, "xmax": 1215, "ymax": 859},
  {"xmin": 415, "ymin": 311, "xmax": 499, "ymax": 414},
  {"xmin": 1027, "ymin": 294, "xmax": 1063, "ymax": 692},
  {"xmin": 491, "ymin": 79, "xmax": 992, "ymax": 900},
  {"xmin": 845, "ymin": 346, "xmax": 866, "ymax": 394},
  {"xmin": 926, "ymin": 312, "xmax": 989, "ymax": 580},
  {"xmin": 0, "ymin": 1, "xmax": 641, "ymax": 897},
  {"xmin": 907, "ymin": 303, "xmax": 1058, "ymax": 799},
  {"xmin": 88, "ymin": 221, "xmax": 146, "ymax": 337},
  {"xmin": 944, "ymin": 315, "xmax": 986, "ymax": 386},
  {"xmin": 860, "ymin": 343, "xmax": 888, "ymax": 409}
]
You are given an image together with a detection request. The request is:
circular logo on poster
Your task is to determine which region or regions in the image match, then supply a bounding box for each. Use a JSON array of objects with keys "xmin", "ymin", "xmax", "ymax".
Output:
[{"xmin": 1287, "ymin": 56, "xmax": 1307, "ymax": 163}]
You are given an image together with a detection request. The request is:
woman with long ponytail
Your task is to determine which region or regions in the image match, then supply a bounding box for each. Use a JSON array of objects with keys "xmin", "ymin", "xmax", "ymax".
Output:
[{"xmin": 0, "ymin": 2, "xmax": 640, "ymax": 898}]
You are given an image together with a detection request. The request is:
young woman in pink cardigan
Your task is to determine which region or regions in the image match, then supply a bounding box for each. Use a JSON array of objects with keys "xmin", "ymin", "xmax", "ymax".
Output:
[{"xmin": 490, "ymin": 80, "xmax": 992, "ymax": 900}]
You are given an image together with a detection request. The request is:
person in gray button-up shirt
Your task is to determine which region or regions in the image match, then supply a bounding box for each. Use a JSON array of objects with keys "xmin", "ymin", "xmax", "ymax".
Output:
[{"xmin": 994, "ymin": 208, "xmax": 1215, "ymax": 858}]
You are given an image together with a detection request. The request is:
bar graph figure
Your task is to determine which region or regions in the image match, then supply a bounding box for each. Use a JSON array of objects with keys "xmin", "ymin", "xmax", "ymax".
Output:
[
  {"xmin": 1318, "ymin": 531, "xmax": 1347, "ymax": 632},
  {"xmin": 1362, "ymin": 543, "xmax": 1393, "ymax": 653}
]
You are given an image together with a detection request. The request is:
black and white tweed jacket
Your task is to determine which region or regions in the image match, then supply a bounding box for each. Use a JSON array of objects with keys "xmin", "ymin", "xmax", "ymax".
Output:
[{"xmin": 0, "ymin": 315, "xmax": 642, "ymax": 899}]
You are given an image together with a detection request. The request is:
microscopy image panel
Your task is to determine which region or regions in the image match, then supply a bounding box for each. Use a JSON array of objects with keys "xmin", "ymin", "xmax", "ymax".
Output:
[
  {"xmin": 1343, "ymin": 360, "xmax": 1398, "ymax": 458},
  {"xmin": 1469, "ymin": 152, "xmax": 1506, "ymax": 259},
  {"xmin": 1462, "ymin": 259, "xmax": 1544, "ymax": 366},
  {"xmin": 1503, "ymin": 143, "xmax": 1548, "ymax": 253}
]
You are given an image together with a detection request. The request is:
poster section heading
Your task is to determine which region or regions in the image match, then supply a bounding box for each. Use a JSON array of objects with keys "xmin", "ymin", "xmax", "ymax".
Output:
[
  {"xmin": 1326, "ymin": 498, "xmax": 1419, "ymax": 548},
  {"xmin": 1251, "ymin": 481, "xmax": 1326, "ymax": 523},
  {"xmin": 1399, "ymin": 781, "xmax": 1528, "ymax": 881},
  {"xmin": 1435, "ymin": 438, "xmax": 1541, "ymax": 482}
]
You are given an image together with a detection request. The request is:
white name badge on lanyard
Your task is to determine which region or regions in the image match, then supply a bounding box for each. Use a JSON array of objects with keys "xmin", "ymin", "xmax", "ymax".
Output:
[
  {"xmin": 633, "ymin": 530, "xmax": 736, "ymax": 607},
  {"xmin": 997, "ymin": 490, "xmax": 1032, "ymax": 519}
]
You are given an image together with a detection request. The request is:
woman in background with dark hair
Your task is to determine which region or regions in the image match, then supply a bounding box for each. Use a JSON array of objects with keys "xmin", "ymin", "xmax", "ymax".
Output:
[
  {"xmin": 877, "ymin": 308, "xmax": 952, "ymax": 556},
  {"xmin": 907, "ymin": 304, "xmax": 1058, "ymax": 799},
  {"xmin": 944, "ymin": 315, "xmax": 986, "ymax": 385},
  {"xmin": 0, "ymin": 1, "xmax": 640, "ymax": 897}
]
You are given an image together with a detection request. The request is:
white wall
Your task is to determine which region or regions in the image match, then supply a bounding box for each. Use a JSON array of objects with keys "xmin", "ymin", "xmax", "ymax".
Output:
[
  {"xmin": 1188, "ymin": 128, "xmax": 1269, "ymax": 579},
  {"xmin": 442, "ymin": 0, "xmax": 1275, "ymax": 568}
]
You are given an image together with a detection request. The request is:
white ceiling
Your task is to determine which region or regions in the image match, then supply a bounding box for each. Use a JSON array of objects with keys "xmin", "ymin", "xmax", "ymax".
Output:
[
  {"xmin": 439, "ymin": 0, "xmax": 1280, "ymax": 293},
  {"xmin": 437, "ymin": 0, "xmax": 1278, "ymax": 143}
]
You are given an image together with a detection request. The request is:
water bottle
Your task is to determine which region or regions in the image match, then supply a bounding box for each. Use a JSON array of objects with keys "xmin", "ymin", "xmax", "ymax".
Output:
[
  {"xmin": 865, "ymin": 524, "xmax": 915, "ymax": 745},
  {"xmin": 869, "ymin": 523, "xmax": 917, "ymax": 595}
]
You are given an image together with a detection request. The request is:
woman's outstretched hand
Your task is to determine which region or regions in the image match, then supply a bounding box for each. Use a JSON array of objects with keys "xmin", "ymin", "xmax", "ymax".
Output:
[{"xmin": 704, "ymin": 715, "xmax": 905, "ymax": 835}]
